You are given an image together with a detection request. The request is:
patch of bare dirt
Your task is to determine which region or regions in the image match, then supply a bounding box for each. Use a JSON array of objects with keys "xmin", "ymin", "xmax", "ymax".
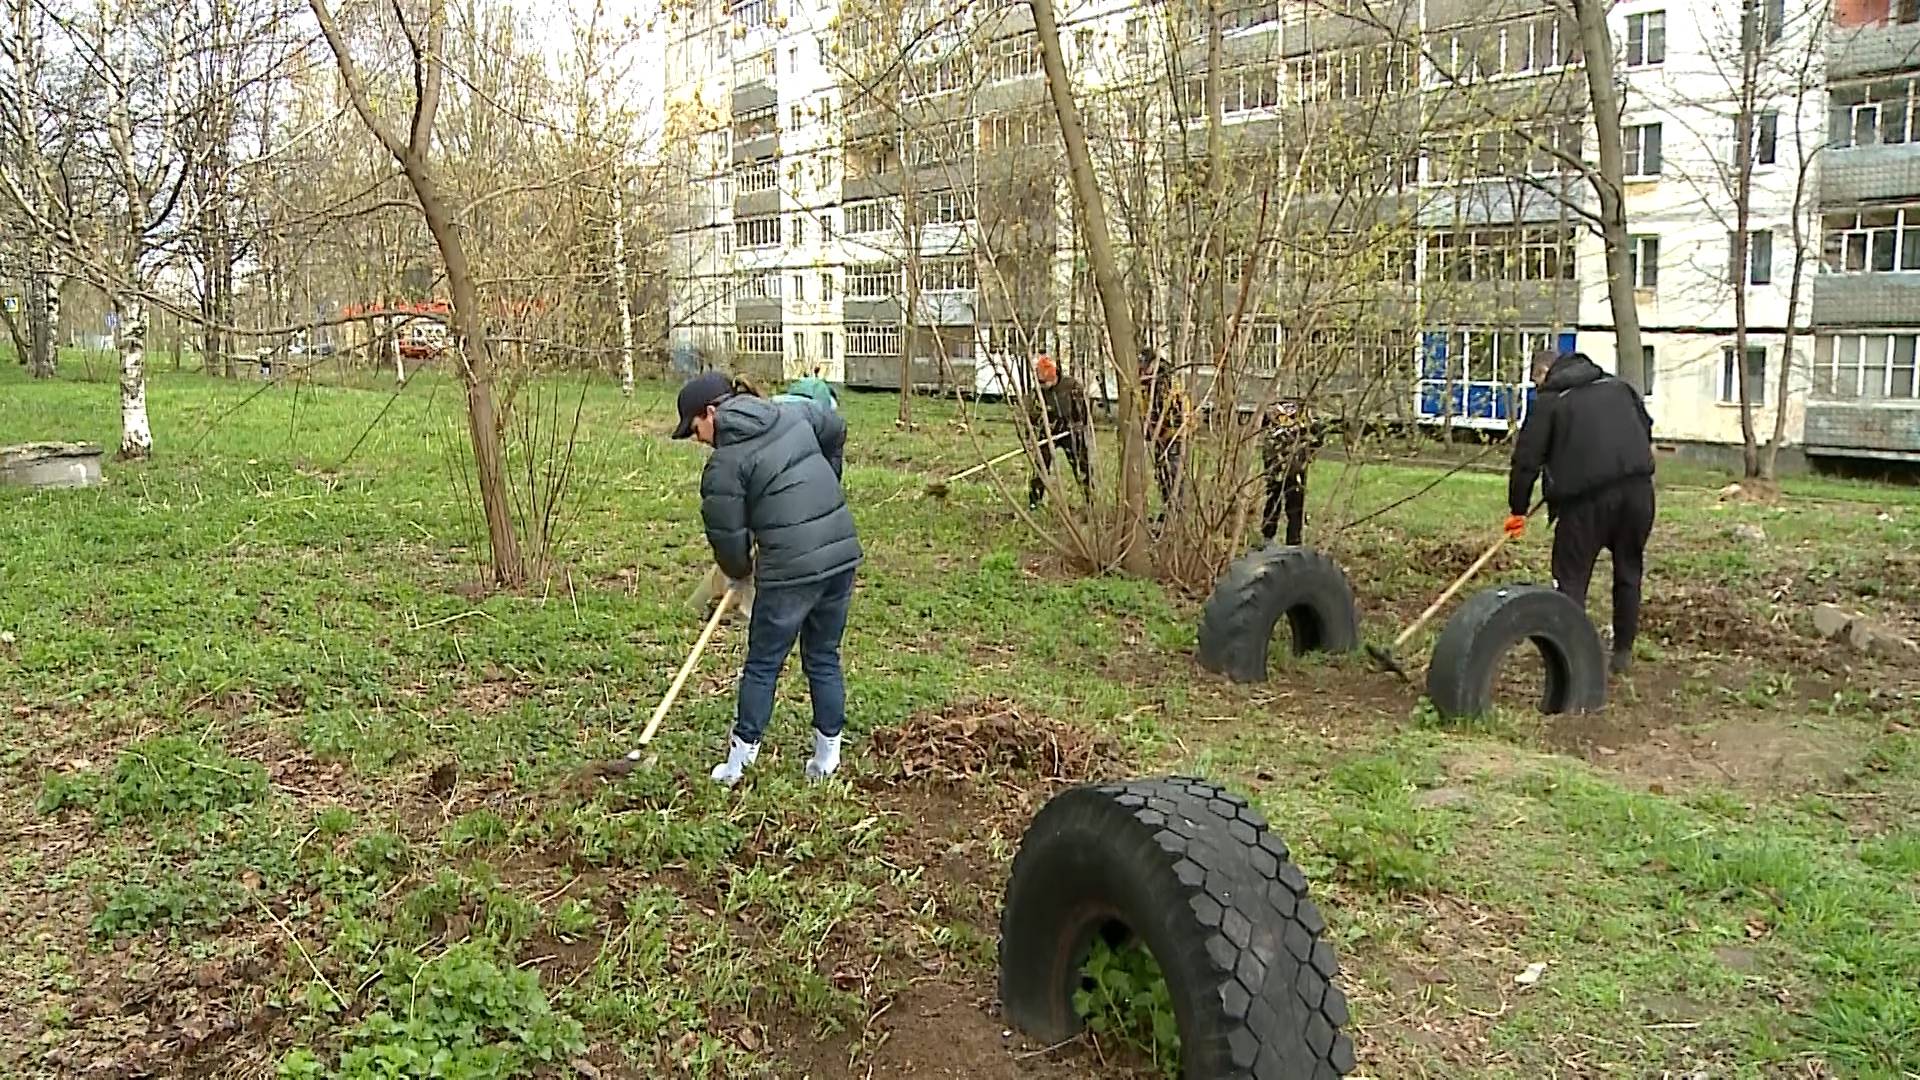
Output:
[
  {"xmin": 1570, "ymin": 716, "xmax": 1863, "ymax": 796},
  {"xmin": 867, "ymin": 699, "xmax": 1127, "ymax": 789}
]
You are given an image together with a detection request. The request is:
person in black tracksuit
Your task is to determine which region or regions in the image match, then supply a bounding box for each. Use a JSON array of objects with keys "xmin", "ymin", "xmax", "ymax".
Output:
[
  {"xmin": 1507, "ymin": 351, "xmax": 1656, "ymax": 676},
  {"xmin": 1261, "ymin": 400, "xmax": 1327, "ymax": 547}
]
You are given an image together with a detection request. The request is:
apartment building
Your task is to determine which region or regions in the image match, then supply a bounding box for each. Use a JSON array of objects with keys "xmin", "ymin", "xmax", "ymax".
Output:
[{"xmin": 660, "ymin": 0, "xmax": 1920, "ymax": 466}]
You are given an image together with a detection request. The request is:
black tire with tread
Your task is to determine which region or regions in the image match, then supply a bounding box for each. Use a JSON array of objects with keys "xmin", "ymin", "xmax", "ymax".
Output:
[
  {"xmin": 1426, "ymin": 583, "xmax": 1608, "ymax": 719},
  {"xmin": 999, "ymin": 776, "xmax": 1356, "ymax": 1080},
  {"xmin": 1197, "ymin": 547, "xmax": 1361, "ymax": 683}
]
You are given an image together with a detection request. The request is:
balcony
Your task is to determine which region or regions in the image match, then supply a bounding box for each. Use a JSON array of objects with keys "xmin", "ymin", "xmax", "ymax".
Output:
[
  {"xmin": 913, "ymin": 290, "xmax": 976, "ymax": 326},
  {"xmin": 731, "ymin": 82, "xmax": 777, "ymax": 115},
  {"xmin": 1829, "ymin": 18, "xmax": 1920, "ymax": 80},
  {"xmin": 1805, "ymin": 401, "xmax": 1920, "ymax": 460},
  {"xmin": 1821, "ymin": 144, "xmax": 1920, "ymax": 204},
  {"xmin": 1812, "ymin": 272, "xmax": 1920, "ymax": 326}
]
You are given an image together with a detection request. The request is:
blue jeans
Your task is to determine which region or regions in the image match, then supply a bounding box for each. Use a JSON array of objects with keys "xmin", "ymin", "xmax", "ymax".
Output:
[{"xmin": 734, "ymin": 568, "xmax": 855, "ymax": 744}]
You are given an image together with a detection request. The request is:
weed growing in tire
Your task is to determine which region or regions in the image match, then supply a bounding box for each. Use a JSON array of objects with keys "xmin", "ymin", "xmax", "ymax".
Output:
[{"xmin": 1073, "ymin": 937, "xmax": 1181, "ymax": 1079}]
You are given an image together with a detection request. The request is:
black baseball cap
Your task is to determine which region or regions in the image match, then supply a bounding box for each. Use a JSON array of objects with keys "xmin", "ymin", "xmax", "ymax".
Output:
[{"xmin": 671, "ymin": 372, "xmax": 733, "ymax": 439}]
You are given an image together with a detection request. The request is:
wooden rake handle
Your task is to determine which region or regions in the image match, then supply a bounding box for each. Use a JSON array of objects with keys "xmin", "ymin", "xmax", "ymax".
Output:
[
  {"xmin": 942, "ymin": 431, "xmax": 1068, "ymax": 485},
  {"xmin": 635, "ymin": 586, "xmax": 736, "ymax": 747},
  {"xmin": 1392, "ymin": 503, "xmax": 1543, "ymax": 651}
]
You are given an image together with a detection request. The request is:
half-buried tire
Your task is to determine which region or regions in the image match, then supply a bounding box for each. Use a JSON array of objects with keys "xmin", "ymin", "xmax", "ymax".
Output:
[
  {"xmin": 1197, "ymin": 547, "xmax": 1360, "ymax": 683},
  {"xmin": 1000, "ymin": 777, "xmax": 1355, "ymax": 1080},
  {"xmin": 1427, "ymin": 584, "xmax": 1608, "ymax": 720}
]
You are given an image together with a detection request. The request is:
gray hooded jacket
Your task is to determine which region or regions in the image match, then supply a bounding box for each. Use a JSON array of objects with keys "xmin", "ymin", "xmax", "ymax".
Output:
[{"xmin": 701, "ymin": 395, "xmax": 861, "ymax": 589}]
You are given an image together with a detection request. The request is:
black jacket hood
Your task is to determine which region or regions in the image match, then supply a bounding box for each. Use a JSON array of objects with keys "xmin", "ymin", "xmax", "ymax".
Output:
[{"xmin": 1541, "ymin": 354, "xmax": 1609, "ymax": 394}]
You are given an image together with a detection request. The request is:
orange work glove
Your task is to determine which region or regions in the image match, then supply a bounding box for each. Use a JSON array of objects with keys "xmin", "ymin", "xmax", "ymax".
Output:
[{"xmin": 1503, "ymin": 514, "xmax": 1528, "ymax": 539}]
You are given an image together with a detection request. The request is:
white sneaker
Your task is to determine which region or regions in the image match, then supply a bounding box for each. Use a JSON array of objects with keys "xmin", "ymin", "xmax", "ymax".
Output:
[
  {"xmin": 710, "ymin": 736, "xmax": 760, "ymax": 787},
  {"xmin": 805, "ymin": 730, "xmax": 842, "ymax": 783}
]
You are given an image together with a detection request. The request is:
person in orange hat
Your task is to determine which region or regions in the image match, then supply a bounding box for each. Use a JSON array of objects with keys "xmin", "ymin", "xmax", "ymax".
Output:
[{"xmin": 1028, "ymin": 353, "xmax": 1091, "ymax": 508}]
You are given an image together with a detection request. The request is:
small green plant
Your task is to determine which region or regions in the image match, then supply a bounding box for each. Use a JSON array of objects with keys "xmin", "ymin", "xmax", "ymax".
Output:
[
  {"xmin": 277, "ymin": 942, "xmax": 585, "ymax": 1078},
  {"xmin": 36, "ymin": 770, "xmax": 104, "ymax": 815},
  {"xmin": 351, "ymin": 831, "xmax": 411, "ymax": 878},
  {"xmin": 1074, "ymin": 937, "xmax": 1180, "ymax": 1079},
  {"xmin": 549, "ymin": 897, "xmax": 597, "ymax": 942},
  {"xmin": 444, "ymin": 809, "xmax": 509, "ymax": 853},
  {"xmin": 92, "ymin": 877, "xmax": 236, "ymax": 939},
  {"xmin": 100, "ymin": 735, "xmax": 267, "ymax": 820},
  {"xmin": 313, "ymin": 806, "xmax": 357, "ymax": 838}
]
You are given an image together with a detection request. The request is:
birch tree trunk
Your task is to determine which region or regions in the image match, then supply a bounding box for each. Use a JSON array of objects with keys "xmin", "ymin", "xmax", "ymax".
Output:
[
  {"xmin": 116, "ymin": 296, "xmax": 153, "ymax": 458},
  {"xmin": 611, "ymin": 171, "xmax": 635, "ymax": 396}
]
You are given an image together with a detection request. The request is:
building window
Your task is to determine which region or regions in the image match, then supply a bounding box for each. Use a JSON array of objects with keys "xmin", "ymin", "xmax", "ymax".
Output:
[
  {"xmin": 848, "ymin": 322, "xmax": 902, "ymax": 356},
  {"xmin": 1641, "ymin": 345, "xmax": 1656, "ymax": 398},
  {"xmin": 789, "ymin": 104, "xmax": 803, "ymax": 131},
  {"xmin": 821, "ymin": 331, "xmax": 835, "ymax": 360},
  {"xmin": 848, "ymin": 262, "xmax": 898, "ymax": 299},
  {"xmin": 791, "ymin": 273, "xmax": 805, "ymax": 301},
  {"xmin": 734, "ymin": 104, "xmax": 777, "ymax": 141},
  {"xmin": 844, "ymin": 198, "xmax": 896, "ymax": 235},
  {"xmin": 1290, "ymin": 42, "xmax": 1415, "ymax": 104},
  {"xmin": 1427, "ymin": 119, "xmax": 1583, "ymax": 182},
  {"xmin": 735, "ymin": 215, "xmax": 781, "ymax": 248},
  {"xmin": 1823, "ymin": 206, "xmax": 1920, "ymax": 272},
  {"xmin": 788, "ymin": 45, "xmax": 799, "ymax": 73},
  {"xmin": 819, "ymin": 272, "xmax": 834, "ymax": 301},
  {"xmin": 923, "ymin": 188, "xmax": 976, "ymax": 226},
  {"xmin": 1817, "ymin": 333, "xmax": 1920, "ymax": 399},
  {"xmin": 792, "ymin": 331, "xmax": 808, "ymax": 363},
  {"xmin": 1247, "ymin": 319, "xmax": 1282, "ymax": 376},
  {"xmin": 1751, "ymin": 110, "xmax": 1780, "ymax": 165},
  {"xmin": 1629, "ymin": 235, "xmax": 1660, "ymax": 290},
  {"xmin": 1437, "ymin": 13, "xmax": 1579, "ymax": 82},
  {"xmin": 1830, "ymin": 77, "xmax": 1918, "ymax": 149},
  {"xmin": 1181, "ymin": 64, "xmax": 1282, "ymax": 119},
  {"xmin": 731, "ymin": 0, "xmax": 773, "ymax": 29},
  {"xmin": 1731, "ymin": 229, "xmax": 1774, "ymax": 285},
  {"xmin": 919, "ymin": 255, "xmax": 976, "ymax": 293},
  {"xmin": 736, "ymin": 160, "xmax": 778, "ymax": 195},
  {"xmin": 734, "ymin": 269, "xmax": 781, "ymax": 300},
  {"xmin": 1126, "ymin": 16, "xmax": 1148, "ymax": 56},
  {"xmin": 1075, "ymin": 27, "xmax": 1094, "ymax": 59},
  {"xmin": 792, "ymin": 216, "xmax": 807, "ymax": 246},
  {"xmin": 1626, "ymin": 11, "xmax": 1665, "ymax": 67},
  {"xmin": 738, "ymin": 323, "xmax": 782, "ymax": 355},
  {"xmin": 1721, "ymin": 346, "xmax": 1768, "ymax": 404},
  {"xmin": 984, "ymin": 31, "xmax": 1042, "ymax": 83},
  {"xmin": 1625, "ymin": 123, "xmax": 1664, "ymax": 177},
  {"xmin": 1423, "ymin": 226, "xmax": 1577, "ymax": 282}
]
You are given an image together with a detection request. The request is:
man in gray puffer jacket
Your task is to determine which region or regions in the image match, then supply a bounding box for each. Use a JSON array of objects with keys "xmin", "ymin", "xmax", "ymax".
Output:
[{"xmin": 672, "ymin": 372, "xmax": 862, "ymax": 785}]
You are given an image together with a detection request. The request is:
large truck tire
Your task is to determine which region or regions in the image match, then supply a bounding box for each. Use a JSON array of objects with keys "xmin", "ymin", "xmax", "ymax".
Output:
[
  {"xmin": 1197, "ymin": 547, "xmax": 1361, "ymax": 683},
  {"xmin": 999, "ymin": 777, "xmax": 1355, "ymax": 1080},
  {"xmin": 1427, "ymin": 584, "xmax": 1608, "ymax": 719}
]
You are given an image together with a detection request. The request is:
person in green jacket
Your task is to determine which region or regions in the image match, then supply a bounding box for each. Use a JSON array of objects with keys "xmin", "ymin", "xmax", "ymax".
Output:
[{"xmin": 772, "ymin": 374, "xmax": 839, "ymax": 412}]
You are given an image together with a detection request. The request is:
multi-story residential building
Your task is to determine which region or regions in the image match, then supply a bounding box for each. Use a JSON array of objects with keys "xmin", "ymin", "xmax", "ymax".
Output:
[{"xmin": 660, "ymin": 0, "xmax": 1920, "ymax": 467}]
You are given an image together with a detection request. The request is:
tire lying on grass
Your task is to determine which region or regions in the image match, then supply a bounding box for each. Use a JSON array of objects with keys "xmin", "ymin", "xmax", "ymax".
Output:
[
  {"xmin": 1426, "ymin": 584, "xmax": 1608, "ymax": 720},
  {"xmin": 1197, "ymin": 547, "xmax": 1361, "ymax": 683},
  {"xmin": 1000, "ymin": 776, "xmax": 1355, "ymax": 1080}
]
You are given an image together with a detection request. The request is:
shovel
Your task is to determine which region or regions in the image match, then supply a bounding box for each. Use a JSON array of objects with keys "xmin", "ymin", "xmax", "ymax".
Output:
[{"xmin": 595, "ymin": 587, "xmax": 737, "ymax": 779}]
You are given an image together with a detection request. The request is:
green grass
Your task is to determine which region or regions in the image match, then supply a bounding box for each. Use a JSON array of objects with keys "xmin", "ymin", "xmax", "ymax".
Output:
[{"xmin": 1, "ymin": 362, "xmax": 1916, "ymax": 1077}]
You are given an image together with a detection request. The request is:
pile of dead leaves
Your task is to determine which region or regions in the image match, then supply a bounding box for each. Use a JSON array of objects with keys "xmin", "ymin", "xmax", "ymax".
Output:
[{"xmin": 867, "ymin": 699, "xmax": 1124, "ymax": 787}]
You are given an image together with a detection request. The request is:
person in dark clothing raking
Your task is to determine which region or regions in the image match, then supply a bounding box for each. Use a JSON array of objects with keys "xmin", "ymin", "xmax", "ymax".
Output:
[
  {"xmin": 673, "ymin": 372, "xmax": 863, "ymax": 785},
  {"xmin": 1506, "ymin": 350, "xmax": 1657, "ymax": 677},
  {"xmin": 1028, "ymin": 354, "xmax": 1093, "ymax": 509}
]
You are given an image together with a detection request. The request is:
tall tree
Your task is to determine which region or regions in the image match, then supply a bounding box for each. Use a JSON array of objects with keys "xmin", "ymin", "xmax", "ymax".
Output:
[{"xmin": 308, "ymin": 0, "xmax": 525, "ymax": 586}]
